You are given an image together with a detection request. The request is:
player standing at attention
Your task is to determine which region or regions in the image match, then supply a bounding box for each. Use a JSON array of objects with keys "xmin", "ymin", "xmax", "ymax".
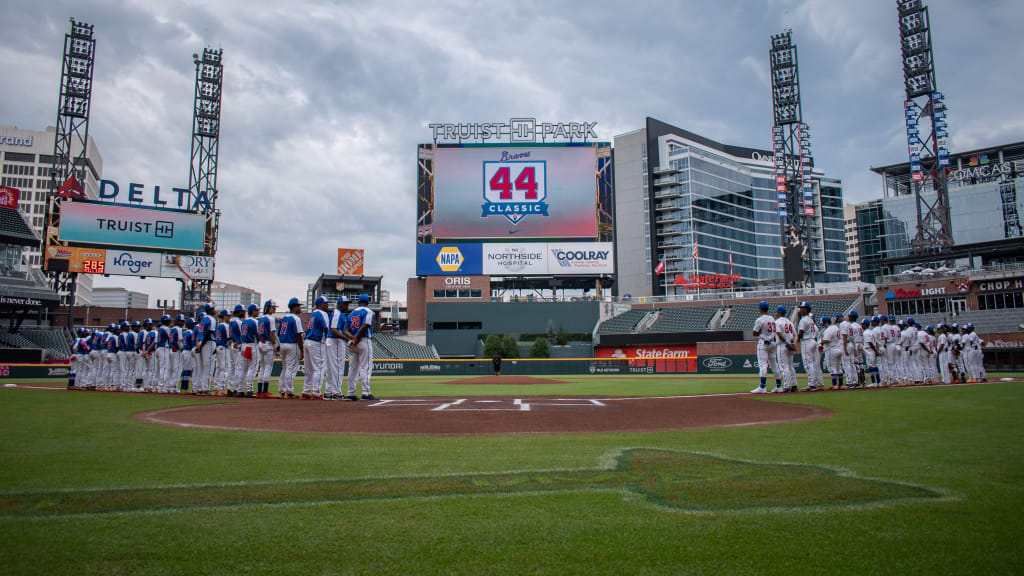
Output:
[
  {"xmin": 69, "ymin": 328, "xmax": 89, "ymax": 389},
  {"xmin": 820, "ymin": 316, "xmax": 842, "ymax": 389},
  {"xmin": 121, "ymin": 321, "xmax": 138, "ymax": 391},
  {"xmin": 194, "ymin": 305, "xmax": 217, "ymax": 394},
  {"xmin": 156, "ymin": 316, "xmax": 173, "ymax": 393},
  {"xmin": 873, "ymin": 316, "xmax": 889, "ymax": 385},
  {"xmin": 130, "ymin": 321, "xmax": 144, "ymax": 390},
  {"xmin": 255, "ymin": 300, "xmax": 279, "ymax": 398},
  {"xmin": 140, "ymin": 319, "xmax": 156, "ymax": 392},
  {"xmin": 346, "ymin": 294, "xmax": 379, "ymax": 401},
  {"xmin": 936, "ymin": 324, "xmax": 951, "ymax": 384},
  {"xmin": 227, "ymin": 305, "xmax": 245, "ymax": 396},
  {"xmin": 180, "ymin": 318, "xmax": 196, "ymax": 393},
  {"xmin": 904, "ymin": 318, "xmax": 921, "ymax": 385},
  {"xmin": 302, "ymin": 296, "xmax": 330, "ymax": 399},
  {"xmin": 237, "ymin": 304, "xmax": 260, "ymax": 398},
  {"xmin": 325, "ymin": 296, "xmax": 351, "ymax": 400},
  {"xmin": 750, "ymin": 301, "xmax": 782, "ymax": 393},
  {"xmin": 796, "ymin": 302, "xmax": 821, "ymax": 391},
  {"xmin": 212, "ymin": 309, "xmax": 232, "ymax": 396},
  {"xmin": 862, "ymin": 318, "xmax": 880, "ymax": 387},
  {"xmin": 774, "ymin": 306, "xmax": 797, "ymax": 392},
  {"xmin": 277, "ymin": 298, "xmax": 304, "ymax": 398},
  {"xmin": 838, "ymin": 312, "xmax": 858, "ymax": 388},
  {"xmin": 88, "ymin": 327, "xmax": 105, "ymax": 390},
  {"xmin": 105, "ymin": 324, "xmax": 121, "ymax": 391}
]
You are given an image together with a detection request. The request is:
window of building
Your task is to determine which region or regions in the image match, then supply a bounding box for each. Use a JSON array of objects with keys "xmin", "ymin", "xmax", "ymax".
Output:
[
  {"xmin": 4, "ymin": 152, "xmax": 35, "ymax": 163},
  {"xmin": 979, "ymin": 291, "xmax": 1024, "ymax": 310},
  {"xmin": 431, "ymin": 321, "xmax": 482, "ymax": 330},
  {"xmin": 432, "ymin": 289, "xmax": 482, "ymax": 299}
]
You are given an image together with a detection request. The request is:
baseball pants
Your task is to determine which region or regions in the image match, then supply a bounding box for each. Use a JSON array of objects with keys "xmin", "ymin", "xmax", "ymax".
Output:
[
  {"xmin": 90, "ymin": 350, "xmax": 105, "ymax": 387},
  {"xmin": 863, "ymin": 348, "xmax": 877, "ymax": 385},
  {"xmin": 842, "ymin": 344, "xmax": 858, "ymax": 386},
  {"xmin": 228, "ymin": 346, "xmax": 244, "ymax": 392},
  {"xmin": 69, "ymin": 355, "xmax": 81, "ymax": 387},
  {"xmin": 157, "ymin": 348, "xmax": 174, "ymax": 392},
  {"xmin": 278, "ymin": 343, "xmax": 300, "ymax": 395},
  {"xmin": 180, "ymin": 350, "xmax": 194, "ymax": 391},
  {"xmin": 826, "ymin": 348, "xmax": 843, "ymax": 380},
  {"xmin": 257, "ymin": 342, "xmax": 275, "ymax": 390},
  {"xmin": 121, "ymin": 351, "xmax": 136, "ymax": 390},
  {"xmin": 756, "ymin": 342, "xmax": 781, "ymax": 385},
  {"xmin": 213, "ymin": 345, "xmax": 230, "ymax": 391},
  {"xmin": 939, "ymin": 351, "xmax": 951, "ymax": 384},
  {"xmin": 107, "ymin": 353, "xmax": 121, "ymax": 390},
  {"xmin": 194, "ymin": 342, "xmax": 213, "ymax": 392},
  {"xmin": 800, "ymin": 339, "xmax": 822, "ymax": 387},
  {"xmin": 170, "ymin": 350, "xmax": 183, "ymax": 391},
  {"xmin": 236, "ymin": 343, "xmax": 258, "ymax": 394},
  {"xmin": 325, "ymin": 338, "xmax": 346, "ymax": 397},
  {"xmin": 347, "ymin": 338, "xmax": 373, "ymax": 397},
  {"xmin": 303, "ymin": 339, "xmax": 325, "ymax": 396},
  {"xmin": 776, "ymin": 346, "xmax": 797, "ymax": 389}
]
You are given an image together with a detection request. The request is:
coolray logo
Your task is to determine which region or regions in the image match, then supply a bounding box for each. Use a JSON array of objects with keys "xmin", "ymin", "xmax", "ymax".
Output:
[
  {"xmin": 112, "ymin": 252, "xmax": 155, "ymax": 274},
  {"xmin": 436, "ymin": 247, "xmax": 464, "ymax": 272},
  {"xmin": 551, "ymin": 248, "xmax": 610, "ymax": 267},
  {"xmin": 702, "ymin": 357, "xmax": 732, "ymax": 369}
]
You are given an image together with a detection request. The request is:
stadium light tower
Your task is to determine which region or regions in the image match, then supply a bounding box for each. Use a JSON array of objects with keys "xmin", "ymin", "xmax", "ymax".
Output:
[
  {"xmin": 769, "ymin": 30, "xmax": 815, "ymax": 287},
  {"xmin": 186, "ymin": 47, "xmax": 223, "ymax": 303},
  {"xmin": 898, "ymin": 0, "xmax": 953, "ymax": 255},
  {"xmin": 45, "ymin": 18, "xmax": 96, "ymax": 308}
]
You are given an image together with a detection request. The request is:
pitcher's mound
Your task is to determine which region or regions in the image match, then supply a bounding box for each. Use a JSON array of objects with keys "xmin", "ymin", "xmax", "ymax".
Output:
[{"xmin": 444, "ymin": 376, "xmax": 569, "ymax": 385}]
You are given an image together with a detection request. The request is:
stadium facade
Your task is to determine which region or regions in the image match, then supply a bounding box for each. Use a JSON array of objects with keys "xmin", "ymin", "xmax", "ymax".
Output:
[
  {"xmin": 0, "ymin": 125, "xmax": 103, "ymax": 304},
  {"xmin": 856, "ymin": 140, "xmax": 1024, "ymax": 283},
  {"xmin": 613, "ymin": 118, "xmax": 847, "ymax": 298}
]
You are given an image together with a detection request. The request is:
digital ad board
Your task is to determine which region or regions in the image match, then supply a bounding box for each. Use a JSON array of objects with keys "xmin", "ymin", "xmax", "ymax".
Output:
[
  {"xmin": 57, "ymin": 200, "xmax": 206, "ymax": 252},
  {"xmin": 426, "ymin": 144, "xmax": 603, "ymax": 240},
  {"xmin": 418, "ymin": 242, "xmax": 613, "ymax": 276}
]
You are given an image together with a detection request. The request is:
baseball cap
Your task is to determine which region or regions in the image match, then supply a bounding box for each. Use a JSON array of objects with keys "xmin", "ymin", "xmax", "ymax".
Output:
[
  {"xmin": 120, "ymin": 321, "xmax": 129, "ymax": 328},
  {"xmin": 758, "ymin": 301, "xmax": 769, "ymax": 310},
  {"xmin": 848, "ymin": 310, "xmax": 858, "ymax": 318},
  {"xmin": 186, "ymin": 317, "xmax": 195, "ymax": 324},
  {"xmin": 358, "ymin": 294, "xmax": 370, "ymax": 303},
  {"xmin": 925, "ymin": 325, "xmax": 934, "ymax": 331},
  {"xmin": 204, "ymin": 303, "xmax": 216, "ymax": 312},
  {"xmin": 821, "ymin": 317, "xmax": 831, "ymax": 325},
  {"xmin": 906, "ymin": 317, "xmax": 915, "ymax": 325},
  {"xmin": 887, "ymin": 315, "xmax": 896, "ymax": 321},
  {"xmin": 174, "ymin": 314, "xmax": 185, "ymax": 322},
  {"xmin": 143, "ymin": 318, "xmax": 153, "ymax": 324},
  {"xmin": 314, "ymin": 296, "xmax": 327, "ymax": 306},
  {"xmin": 247, "ymin": 304, "xmax": 259, "ymax": 312},
  {"xmin": 219, "ymin": 309, "xmax": 230, "ymax": 317},
  {"xmin": 131, "ymin": 321, "xmax": 140, "ymax": 327},
  {"xmin": 861, "ymin": 318, "xmax": 870, "ymax": 325},
  {"xmin": 798, "ymin": 301, "xmax": 811, "ymax": 310},
  {"xmin": 108, "ymin": 323, "xmax": 117, "ymax": 330},
  {"xmin": 835, "ymin": 313, "xmax": 844, "ymax": 319},
  {"xmin": 288, "ymin": 297, "xmax": 301, "ymax": 308},
  {"xmin": 160, "ymin": 315, "xmax": 171, "ymax": 322},
  {"xmin": 898, "ymin": 320, "xmax": 905, "ymax": 326},
  {"xmin": 776, "ymin": 305, "xmax": 787, "ymax": 314},
  {"xmin": 952, "ymin": 323, "xmax": 959, "ymax": 329},
  {"xmin": 234, "ymin": 304, "xmax": 244, "ymax": 313},
  {"xmin": 264, "ymin": 299, "xmax": 278, "ymax": 308},
  {"xmin": 338, "ymin": 296, "xmax": 350, "ymax": 304}
]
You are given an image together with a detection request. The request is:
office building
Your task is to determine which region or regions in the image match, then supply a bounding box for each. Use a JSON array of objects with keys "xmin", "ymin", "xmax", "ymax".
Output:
[
  {"xmin": 844, "ymin": 204, "xmax": 861, "ymax": 281},
  {"xmin": 209, "ymin": 281, "xmax": 262, "ymax": 309},
  {"xmin": 1, "ymin": 125, "xmax": 103, "ymax": 304},
  {"xmin": 90, "ymin": 287, "xmax": 149, "ymax": 309},
  {"xmin": 613, "ymin": 118, "xmax": 847, "ymax": 297},
  {"xmin": 856, "ymin": 140, "xmax": 1024, "ymax": 283}
]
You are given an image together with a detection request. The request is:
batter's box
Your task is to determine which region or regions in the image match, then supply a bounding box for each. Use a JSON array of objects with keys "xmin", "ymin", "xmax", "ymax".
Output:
[{"xmin": 368, "ymin": 398, "xmax": 606, "ymax": 412}]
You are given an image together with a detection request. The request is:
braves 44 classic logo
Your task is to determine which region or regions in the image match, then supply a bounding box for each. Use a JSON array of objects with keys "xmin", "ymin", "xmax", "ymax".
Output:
[{"xmin": 481, "ymin": 151, "xmax": 549, "ymax": 225}]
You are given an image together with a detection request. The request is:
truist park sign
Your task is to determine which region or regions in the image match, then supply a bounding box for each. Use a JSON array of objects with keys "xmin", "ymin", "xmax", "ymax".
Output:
[{"xmin": 429, "ymin": 118, "xmax": 598, "ymax": 143}]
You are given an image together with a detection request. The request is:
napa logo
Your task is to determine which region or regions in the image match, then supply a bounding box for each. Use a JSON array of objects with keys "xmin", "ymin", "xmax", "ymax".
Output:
[
  {"xmin": 436, "ymin": 246, "xmax": 465, "ymax": 272},
  {"xmin": 481, "ymin": 158, "xmax": 548, "ymax": 225}
]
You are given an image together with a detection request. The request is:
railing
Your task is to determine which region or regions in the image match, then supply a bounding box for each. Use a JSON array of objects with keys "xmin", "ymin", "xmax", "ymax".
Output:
[{"xmin": 878, "ymin": 262, "xmax": 1024, "ymax": 285}]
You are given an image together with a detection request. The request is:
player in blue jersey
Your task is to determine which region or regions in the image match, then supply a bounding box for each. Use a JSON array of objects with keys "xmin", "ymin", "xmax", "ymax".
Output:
[
  {"xmin": 256, "ymin": 300, "xmax": 279, "ymax": 398},
  {"xmin": 104, "ymin": 323, "xmax": 120, "ymax": 391},
  {"xmin": 156, "ymin": 315, "xmax": 174, "ymax": 393},
  {"xmin": 325, "ymin": 296, "xmax": 351, "ymax": 400},
  {"xmin": 302, "ymin": 296, "xmax": 330, "ymax": 399},
  {"xmin": 69, "ymin": 328, "xmax": 90, "ymax": 389},
  {"xmin": 88, "ymin": 328, "xmax": 105, "ymax": 389},
  {"xmin": 213, "ymin": 309, "xmax": 232, "ymax": 396},
  {"xmin": 345, "ymin": 294, "xmax": 379, "ymax": 401},
  {"xmin": 236, "ymin": 304, "xmax": 260, "ymax": 397},
  {"xmin": 227, "ymin": 305, "xmax": 245, "ymax": 396},
  {"xmin": 277, "ymin": 298, "xmax": 304, "ymax": 398},
  {"xmin": 181, "ymin": 318, "xmax": 196, "ymax": 393},
  {"xmin": 140, "ymin": 319, "xmax": 157, "ymax": 391},
  {"xmin": 170, "ymin": 314, "xmax": 186, "ymax": 392},
  {"xmin": 194, "ymin": 304, "xmax": 217, "ymax": 394},
  {"xmin": 121, "ymin": 321, "xmax": 138, "ymax": 391}
]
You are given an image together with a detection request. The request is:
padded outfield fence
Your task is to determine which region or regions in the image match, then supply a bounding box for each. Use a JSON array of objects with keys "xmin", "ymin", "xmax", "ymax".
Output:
[{"xmin": 3, "ymin": 349, "xmax": 1023, "ymax": 380}]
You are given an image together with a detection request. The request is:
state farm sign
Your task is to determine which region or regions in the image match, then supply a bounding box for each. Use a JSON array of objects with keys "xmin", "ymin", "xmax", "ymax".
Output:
[{"xmin": 595, "ymin": 345, "xmax": 697, "ymax": 373}]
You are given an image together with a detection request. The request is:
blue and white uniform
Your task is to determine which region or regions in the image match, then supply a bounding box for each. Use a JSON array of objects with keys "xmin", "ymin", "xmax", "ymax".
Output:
[
  {"xmin": 325, "ymin": 304, "xmax": 349, "ymax": 397},
  {"xmin": 256, "ymin": 309, "xmax": 277, "ymax": 394},
  {"xmin": 228, "ymin": 312, "xmax": 244, "ymax": 393},
  {"xmin": 238, "ymin": 314, "xmax": 259, "ymax": 394},
  {"xmin": 346, "ymin": 303, "xmax": 375, "ymax": 397},
  {"xmin": 277, "ymin": 308, "xmax": 303, "ymax": 396},
  {"xmin": 120, "ymin": 327, "xmax": 137, "ymax": 391},
  {"xmin": 213, "ymin": 316, "xmax": 231, "ymax": 393},
  {"xmin": 750, "ymin": 307, "xmax": 781, "ymax": 393},
  {"xmin": 194, "ymin": 312, "xmax": 216, "ymax": 393},
  {"xmin": 181, "ymin": 325, "xmax": 195, "ymax": 391},
  {"xmin": 303, "ymin": 305, "xmax": 330, "ymax": 397}
]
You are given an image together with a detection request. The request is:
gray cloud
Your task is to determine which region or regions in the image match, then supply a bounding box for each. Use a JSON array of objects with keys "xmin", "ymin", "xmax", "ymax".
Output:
[{"xmin": 2, "ymin": 0, "xmax": 1022, "ymax": 306}]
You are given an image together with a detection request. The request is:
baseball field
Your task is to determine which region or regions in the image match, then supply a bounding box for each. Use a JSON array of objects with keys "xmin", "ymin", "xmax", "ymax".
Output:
[{"xmin": 1, "ymin": 374, "xmax": 1022, "ymax": 574}]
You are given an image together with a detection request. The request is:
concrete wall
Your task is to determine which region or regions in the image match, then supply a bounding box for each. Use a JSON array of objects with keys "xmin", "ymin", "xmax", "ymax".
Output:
[
  {"xmin": 612, "ymin": 129, "xmax": 649, "ymax": 298},
  {"xmin": 426, "ymin": 301, "xmax": 600, "ymax": 357}
]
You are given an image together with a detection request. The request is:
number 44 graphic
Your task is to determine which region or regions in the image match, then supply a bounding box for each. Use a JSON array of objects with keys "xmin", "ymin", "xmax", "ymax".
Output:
[{"xmin": 482, "ymin": 161, "xmax": 548, "ymax": 225}]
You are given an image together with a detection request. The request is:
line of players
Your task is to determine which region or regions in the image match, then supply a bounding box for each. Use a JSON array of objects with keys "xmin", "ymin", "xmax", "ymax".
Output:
[
  {"xmin": 751, "ymin": 300, "xmax": 987, "ymax": 393},
  {"xmin": 67, "ymin": 294, "xmax": 380, "ymax": 401}
]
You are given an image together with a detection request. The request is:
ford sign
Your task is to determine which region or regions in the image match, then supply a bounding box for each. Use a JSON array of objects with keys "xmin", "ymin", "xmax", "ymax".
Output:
[{"xmin": 702, "ymin": 357, "xmax": 732, "ymax": 369}]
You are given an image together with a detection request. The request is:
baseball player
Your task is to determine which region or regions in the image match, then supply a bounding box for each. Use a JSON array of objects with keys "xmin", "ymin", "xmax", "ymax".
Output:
[
  {"xmin": 130, "ymin": 321, "xmax": 144, "ymax": 390},
  {"xmin": 862, "ymin": 318, "xmax": 880, "ymax": 387},
  {"xmin": 212, "ymin": 309, "xmax": 232, "ymax": 396},
  {"xmin": 923, "ymin": 326, "xmax": 939, "ymax": 383},
  {"xmin": 168, "ymin": 314, "xmax": 185, "ymax": 392},
  {"xmin": 88, "ymin": 328, "xmax": 106, "ymax": 390},
  {"xmin": 103, "ymin": 323, "xmax": 120, "ymax": 390},
  {"xmin": 277, "ymin": 298, "xmax": 304, "ymax": 398},
  {"xmin": 750, "ymin": 301, "xmax": 783, "ymax": 393},
  {"xmin": 180, "ymin": 317, "xmax": 196, "ymax": 393},
  {"xmin": 345, "ymin": 294, "xmax": 378, "ymax": 401},
  {"xmin": 936, "ymin": 324, "xmax": 951, "ymax": 384},
  {"xmin": 194, "ymin": 305, "xmax": 217, "ymax": 394},
  {"xmin": 155, "ymin": 315, "xmax": 174, "ymax": 393},
  {"xmin": 69, "ymin": 328, "xmax": 90, "ymax": 389},
  {"xmin": 325, "ymin": 296, "xmax": 351, "ymax": 400},
  {"xmin": 140, "ymin": 319, "xmax": 156, "ymax": 392},
  {"xmin": 235, "ymin": 304, "xmax": 260, "ymax": 398},
  {"xmin": 948, "ymin": 323, "xmax": 964, "ymax": 383},
  {"xmin": 820, "ymin": 316, "xmax": 843, "ymax": 389},
  {"xmin": 796, "ymin": 302, "xmax": 821, "ymax": 391},
  {"xmin": 774, "ymin": 305, "xmax": 797, "ymax": 392},
  {"xmin": 302, "ymin": 296, "xmax": 330, "ymax": 399},
  {"xmin": 227, "ymin": 305, "xmax": 245, "ymax": 396},
  {"xmin": 965, "ymin": 324, "xmax": 985, "ymax": 382},
  {"xmin": 838, "ymin": 313, "xmax": 858, "ymax": 388},
  {"xmin": 904, "ymin": 318, "xmax": 922, "ymax": 384},
  {"xmin": 120, "ymin": 321, "xmax": 138, "ymax": 391},
  {"xmin": 255, "ymin": 300, "xmax": 279, "ymax": 398}
]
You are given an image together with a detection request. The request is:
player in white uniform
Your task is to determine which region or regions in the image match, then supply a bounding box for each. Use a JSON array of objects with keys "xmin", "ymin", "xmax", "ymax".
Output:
[
  {"xmin": 820, "ymin": 316, "xmax": 843, "ymax": 389},
  {"xmin": 964, "ymin": 324, "xmax": 985, "ymax": 382},
  {"xmin": 972, "ymin": 325, "xmax": 987, "ymax": 382},
  {"xmin": 922, "ymin": 326, "xmax": 939, "ymax": 383},
  {"xmin": 936, "ymin": 324, "xmax": 951, "ymax": 384},
  {"xmin": 838, "ymin": 313, "xmax": 858, "ymax": 388},
  {"xmin": 277, "ymin": 299, "xmax": 305, "ymax": 398},
  {"xmin": 256, "ymin": 300, "xmax": 279, "ymax": 398},
  {"xmin": 345, "ymin": 294, "xmax": 379, "ymax": 401},
  {"xmin": 750, "ymin": 301, "xmax": 783, "ymax": 393},
  {"xmin": 796, "ymin": 302, "xmax": 822, "ymax": 391},
  {"xmin": 212, "ymin": 309, "xmax": 232, "ymax": 396},
  {"xmin": 69, "ymin": 328, "xmax": 89, "ymax": 389},
  {"xmin": 774, "ymin": 306, "xmax": 798, "ymax": 392},
  {"xmin": 302, "ymin": 296, "xmax": 330, "ymax": 399},
  {"xmin": 861, "ymin": 318, "xmax": 880, "ymax": 387},
  {"xmin": 325, "ymin": 297, "xmax": 352, "ymax": 400}
]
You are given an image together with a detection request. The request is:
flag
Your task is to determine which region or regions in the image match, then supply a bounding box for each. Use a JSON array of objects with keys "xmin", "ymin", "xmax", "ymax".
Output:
[
  {"xmin": 692, "ymin": 242, "xmax": 698, "ymax": 262},
  {"xmin": 654, "ymin": 258, "xmax": 665, "ymax": 276},
  {"xmin": 728, "ymin": 252, "xmax": 733, "ymax": 273},
  {"xmin": 55, "ymin": 174, "xmax": 85, "ymax": 199}
]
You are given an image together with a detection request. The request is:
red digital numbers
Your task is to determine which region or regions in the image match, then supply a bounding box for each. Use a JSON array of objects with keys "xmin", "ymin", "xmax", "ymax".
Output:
[
  {"xmin": 489, "ymin": 165, "xmax": 539, "ymax": 200},
  {"xmin": 82, "ymin": 260, "xmax": 104, "ymax": 274}
]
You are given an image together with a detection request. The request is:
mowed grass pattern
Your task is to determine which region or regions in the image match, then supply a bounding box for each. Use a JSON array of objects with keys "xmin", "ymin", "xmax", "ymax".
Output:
[{"xmin": 0, "ymin": 376, "xmax": 1022, "ymax": 574}]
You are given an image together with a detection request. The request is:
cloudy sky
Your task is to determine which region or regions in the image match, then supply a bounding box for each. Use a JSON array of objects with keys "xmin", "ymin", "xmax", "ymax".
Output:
[{"xmin": 2, "ymin": 0, "xmax": 1022, "ymax": 306}]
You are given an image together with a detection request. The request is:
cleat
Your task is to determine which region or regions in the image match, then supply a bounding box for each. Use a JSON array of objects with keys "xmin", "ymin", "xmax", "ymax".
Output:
[
  {"xmin": 750, "ymin": 387, "xmax": 767, "ymax": 394},
  {"xmin": 300, "ymin": 393, "xmax": 312, "ymax": 400},
  {"xmin": 771, "ymin": 387, "xmax": 784, "ymax": 393},
  {"xmin": 361, "ymin": 394, "xmax": 379, "ymax": 401},
  {"xmin": 345, "ymin": 395, "xmax": 359, "ymax": 401}
]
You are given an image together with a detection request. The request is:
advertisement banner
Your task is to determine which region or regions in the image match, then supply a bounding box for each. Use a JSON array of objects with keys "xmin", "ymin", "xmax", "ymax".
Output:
[
  {"xmin": 432, "ymin": 145, "xmax": 599, "ymax": 239},
  {"xmin": 161, "ymin": 254, "xmax": 215, "ymax": 281},
  {"xmin": 0, "ymin": 186, "xmax": 19, "ymax": 209},
  {"xmin": 43, "ymin": 245, "xmax": 106, "ymax": 274},
  {"xmin": 595, "ymin": 345, "xmax": 697, "ymax": 373},
  {"xmin": 337, "ymin": 248, "xmax": 365, "ymax": 275},
  {"xmin": 697, "ymin": 354, "xmax": 805, "ymax": 374},
  {"xmin": 548, "ymin": 242, "xmax": 614, "ymax": 275},
  {"xmin": 103, "ymin": 250, "xmax": 161, "ymax": 276},
  {"xmin": 58, "ymin": 200, "xmax": 205, "ymax": 252},
  {"xmin": 483, "ymin": 243, "xmax": 548, "ymax": 275},
  {"xmin": 416, "ymin": 243, "xmax": 483, "ymax": 276}
]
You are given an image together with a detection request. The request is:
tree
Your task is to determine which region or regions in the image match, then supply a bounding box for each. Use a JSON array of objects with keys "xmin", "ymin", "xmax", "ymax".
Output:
[
  {"xmin": 502, "ymin": 335, "xmax": 519, "ymax": 358},
  {"xmin": 556, "ymin": 323, "xmax": 569, "ymax": 346},
  {"xmin": 530, "ymin": 337, "xmax": 550, "ymax": 358},
  {"xmin": 546, "ymin": 319, "xmax": 555, "ymax": 342},
  {"xmin": 483, "ymin": 334, "xmax": 504, "ymax": 358}
]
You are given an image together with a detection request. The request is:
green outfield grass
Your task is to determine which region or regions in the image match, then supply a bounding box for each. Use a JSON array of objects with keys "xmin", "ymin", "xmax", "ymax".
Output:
[{"xmin": 1, "ymin": 376, "xmax": 1022, "ymax": 574}]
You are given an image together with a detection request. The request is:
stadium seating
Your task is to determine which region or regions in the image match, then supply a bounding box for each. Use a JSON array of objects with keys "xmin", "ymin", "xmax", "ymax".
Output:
[
  {"xmin": 20, "ymin": 329, "xmax": 72, "ymax": 359},
  {"xmin": 596, "ymin": 310, "xmax": 647, "ymax": 335},
  {"xmin": 0, "ymin": 329, "xmax": 43, "ymax": 352},
  {"xmin": 374, "ymin": 333, "xmax": 438, "ymax": 359},
  {"xmin": 648, "ymin": 306, "xmax": 720, "ymax": 332}
]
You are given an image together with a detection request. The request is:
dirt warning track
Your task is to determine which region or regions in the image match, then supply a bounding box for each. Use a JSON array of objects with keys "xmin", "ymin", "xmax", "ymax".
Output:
[{"xmin": 136, "ymin": 394, "xmax": 832, "ymax": 435}]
